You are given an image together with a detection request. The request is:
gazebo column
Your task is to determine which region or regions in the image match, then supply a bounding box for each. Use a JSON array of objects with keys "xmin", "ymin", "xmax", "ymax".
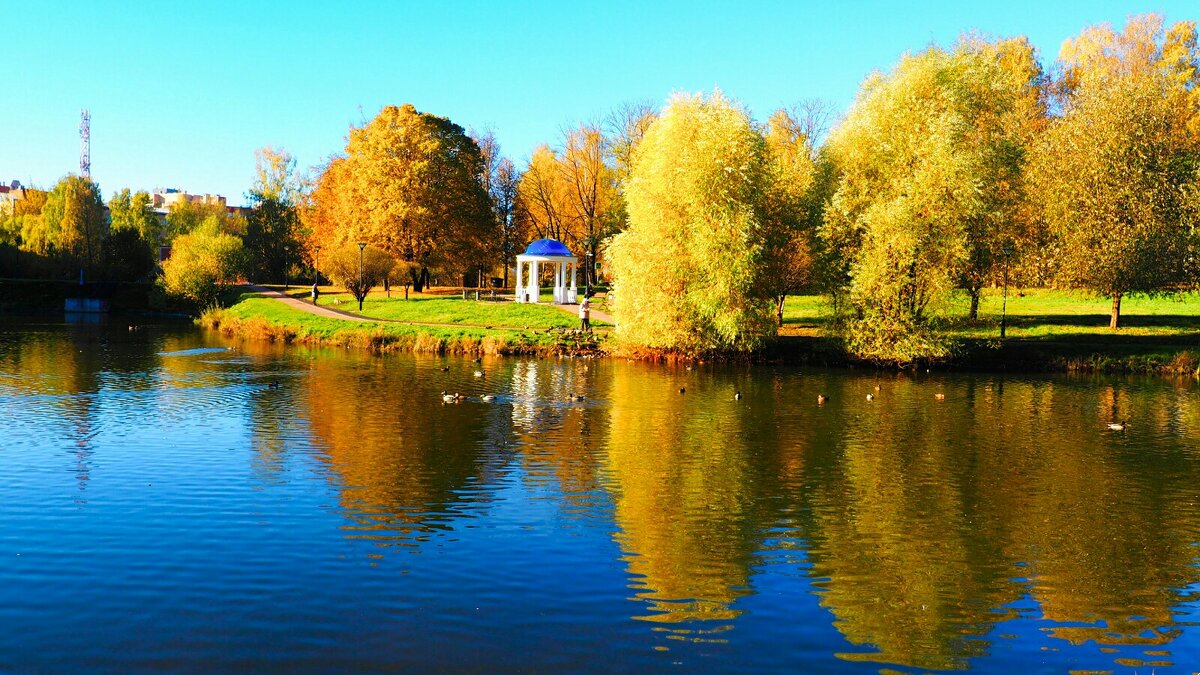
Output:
[
  {"xmin": 531, "ymin": 261, "xmax": 540, "ymax": 303},
  {"xmin": 569, "ymin": 263, "xmax": 577, "ymax": 303}
]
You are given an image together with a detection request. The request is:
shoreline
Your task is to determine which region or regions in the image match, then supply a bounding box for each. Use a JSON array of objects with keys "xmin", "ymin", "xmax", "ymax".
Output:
[{"xmin": 199, "ymin": 304, "xmax": 1200, "ymax": 377}]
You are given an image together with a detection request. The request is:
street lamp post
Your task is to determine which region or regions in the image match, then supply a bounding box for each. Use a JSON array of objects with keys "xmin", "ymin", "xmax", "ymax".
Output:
[
  {"xmin": 1000, "ymin": 245, "xmax": 1013, "ymax": 341},
  {"xmin": 314, "ymin": 245, "xmax": 322, "ymax": 285},
  {"xmin": 284, "ymin": 246, "xmax": 290, "ymax": 291},
  {"xmin": 357, "ymin": 242, "xmax": 366, "ymax": 311},
  {"xmin": 585, "ymin": 251, "xmax": 593, "ymax": 298}
]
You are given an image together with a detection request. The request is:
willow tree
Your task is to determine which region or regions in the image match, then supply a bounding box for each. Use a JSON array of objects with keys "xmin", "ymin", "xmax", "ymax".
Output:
[
  {"xmin": 1031, "ymin": 16, "xmax": 1200, "ymax": 329},
  {"xmin": 822, "ymin": 39, "xmax": 1044, "ymax": 363},
  {"xmin": 309, "ymin": 104, "xmax": 493, "ymax": 291},
  {"xmin": 607, "ymin": 91, "xmax": 781, "ymax": 354}
]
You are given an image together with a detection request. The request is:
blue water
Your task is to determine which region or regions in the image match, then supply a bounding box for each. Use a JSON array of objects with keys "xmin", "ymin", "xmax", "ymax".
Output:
[{"xmin": 1, "ymin": 317, "xmax": 1199, "ymax": 672}]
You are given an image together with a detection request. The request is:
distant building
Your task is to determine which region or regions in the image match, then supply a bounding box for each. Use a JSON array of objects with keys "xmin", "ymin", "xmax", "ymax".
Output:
[
  {"xmin": 0, "ymin": 180, "xmax": 26, "ymax": 213},
  {"xmin": 151, "ymin": 188, "xmax": 251, "ymax": 220},
  {"xmin": 151, "ymin": 188, "xmax": 227, "ymax": 212}
]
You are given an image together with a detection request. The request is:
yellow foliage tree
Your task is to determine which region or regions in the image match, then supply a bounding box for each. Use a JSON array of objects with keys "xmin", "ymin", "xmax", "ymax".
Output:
[
  {"xmin": 306, "ymin": 104, "xmax": 494, "ymax": 291},
  {"xmin": 607, "ymin": 90, "xmax": 782, "ymax": 354}
]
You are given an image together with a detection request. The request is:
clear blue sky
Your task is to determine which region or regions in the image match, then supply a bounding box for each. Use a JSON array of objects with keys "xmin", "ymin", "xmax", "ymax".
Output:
[{"xmin": 2, "ymin": 0, "xmax": 1195, "ymax": 206}]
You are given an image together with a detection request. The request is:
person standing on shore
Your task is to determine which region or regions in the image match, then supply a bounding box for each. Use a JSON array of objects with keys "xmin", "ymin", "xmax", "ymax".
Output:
[
  {"xmin": 311, "ymin": 282, "xmax": 320, "ymax": 305},
  {"xmin": 579, "ymin": 295, "xmax": 591, "ymax": 332}
]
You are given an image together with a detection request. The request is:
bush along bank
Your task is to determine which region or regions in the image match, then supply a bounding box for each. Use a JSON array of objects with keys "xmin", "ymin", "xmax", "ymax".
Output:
[
  {"xmin": 201, "ymin": 293, "xmax": 1200, "ymax": 377},
  {"xmin": 198, "ymin": 305, "xmax": 607, "ymax": 357}
]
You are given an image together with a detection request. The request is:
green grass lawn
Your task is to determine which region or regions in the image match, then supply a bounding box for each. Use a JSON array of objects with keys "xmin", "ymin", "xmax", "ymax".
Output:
[
  {"xmin": 221, "ymin": 295, "xmax": 507, "ymax": 342},
  {"xmin": 280, "ymin": 286, "xmax": 606, "ymax": 330},
  {"xmin": 781, "ymin": 289, "xmax": 1200, "ymax": 364},
  {"xmin": 208, "ymin": 288, "xmax": 605, "ymax": 355}
]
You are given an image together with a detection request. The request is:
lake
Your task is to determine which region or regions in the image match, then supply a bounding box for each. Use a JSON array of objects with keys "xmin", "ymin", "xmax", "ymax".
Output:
[{"xmin": 2, "ymin": 316, "xmax": 1199, "ymax": 672}]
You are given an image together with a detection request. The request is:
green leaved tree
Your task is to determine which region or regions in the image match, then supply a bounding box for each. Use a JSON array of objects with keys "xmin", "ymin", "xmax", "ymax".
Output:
[{"xmin": 822, "ymin": 38, "xmax": 1045, "ymax": 363}]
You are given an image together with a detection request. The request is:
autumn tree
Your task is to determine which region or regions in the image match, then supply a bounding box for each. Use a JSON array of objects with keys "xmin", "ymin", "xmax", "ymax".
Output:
[
  {"xmin": 2, "ymin": 188, "xmax": 48, "ymax": 251},
  {"xmin": 166, "ymin": 199, "xmax": 245, "ymax": 240},
  {"xmin": 308, "ymin": 104, "xmax": 493, "ymax": 292},
  {"xmin": 42, "ymin": 175, "xmax": 107, "ymax": 274},
  {"xmin": 244, "ymin": 146, "xmax": 304, "ymax": 283},
  {"xmin": 471, "ymin": 130, "xmax": 528, "ymax": 287},
  {"xmin": 161, "ymin": 218, "xmax": 246, "ymax": 307},
  {"xmin": 1031, "ymin": 16, "xmax": 1200, "ymax": 328},
  {"xmin": 956, "ymin": 36, "xmax": 1047, "ymax": 320},
  {"xmin": 518, "ymin": 145, "xmax": 574, "ymax": 244},
  {"xmin": 491, "ymin": 157, "xmax": 527, "ymax": 287},
  {"xmin": 761, "ymin": 104, "xmax": 828, "ymax": 324},
  {"xmin": 605, "ymin": 100, "xmax": 657, "ymax": 185},
  {"xmin": 108, "ymin": 189, "xmax": 162, "ymax": 245},
  {"xmin": 561, "ymin": 123, "xmax": 620, "ymax": 288},
  {"xmin": 318, "ymin": 244, "xmax": 395, "ymax": 311},
  {"xmin": 607, "ymin": 91, "xmax": 783, "ymax": 354},
  {"xmin": 517, "ymin": 122, "xmax": 622, "ymax": 284},
  {"xmin": 822, "ymin": 39, "xmax": 1046, "ymax": 362}
]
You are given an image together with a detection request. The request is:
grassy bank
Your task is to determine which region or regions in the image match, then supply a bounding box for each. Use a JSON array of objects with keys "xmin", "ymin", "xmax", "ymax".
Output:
[
  {"xmin": 781, "ymin": 289, "xmax": 1200, "ymax": 375},
  {"xmin": 286, "ymin": 287, "xmax": 610, "ymax": 329},
  {"xmin": 210, "ymin": 286, "xmax": 1200, "ymax": 375},
  {"xmin": 200, "ymin": 289, "xmax": 605, "ymax": 356}
]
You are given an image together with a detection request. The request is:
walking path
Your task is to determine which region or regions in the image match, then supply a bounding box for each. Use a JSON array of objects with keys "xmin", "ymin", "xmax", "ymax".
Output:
[
  {"xmin": 246, "ymin": 285, "xmax": 614, "ymax": 331},
  {"xmin": 247, "ymin": 285, "xmax": 373, "ymax": 322},
  {"xmin": 549, "ymin": 301, "xmax": 615, "ymax": 326}
]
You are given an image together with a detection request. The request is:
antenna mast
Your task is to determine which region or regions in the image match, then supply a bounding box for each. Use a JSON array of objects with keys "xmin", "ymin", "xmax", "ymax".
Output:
[{"xmin": 80, "ymin": 109, "xmax": 91, "ymax": 178}]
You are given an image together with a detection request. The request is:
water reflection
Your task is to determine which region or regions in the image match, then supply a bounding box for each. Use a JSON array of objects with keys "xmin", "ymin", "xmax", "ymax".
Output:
[
  {"xmin": 2, "ymin": 318, "xmax": 1200, "ymax": 672},
  {"xmin": 604, "ymin": 364, "xmax": 787, "ymax": 639}
]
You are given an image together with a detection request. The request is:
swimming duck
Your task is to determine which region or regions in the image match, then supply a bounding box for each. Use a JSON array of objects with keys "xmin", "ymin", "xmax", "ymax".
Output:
[
  {"xmin": 866, "ymin": 393, "xmax": 874, "ymax": 401},
  {"xmin": 678, "ymin": 387, "xmax": 686, "ymax": 394},
  {"xmin": 935, "ymin": 393, "xmax": 946, "ymax": 401},
  {"xmin": 734, "ymin": 392, "xmax": 742, "ymax": 400},
  {"xmin": 473, "ymin": 370, "xmax": 484, "ymax": 378},
  {"xmin": 481, "ymin": 394, "xmax": 497, "ymax": 402},
  {"xmin": 1107, "ymin": 420, "xmax": 1128, "ymax": 431},
  {"xmin": 568, "ymin": 393, "xmax": 585, "ymax": 402},
  {"xmin": 441, "ymin": 391, "xmax": 464, "ymax": 403},
  {"xmin": 817, "ymin": 394, "xmax": 828, "ymax": 405},
  {"xmin": 439, "ymin": 366, "xmax": 450, "ymax": 372}
]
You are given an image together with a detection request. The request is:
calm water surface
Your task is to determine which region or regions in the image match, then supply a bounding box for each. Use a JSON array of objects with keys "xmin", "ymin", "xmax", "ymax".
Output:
[{"xmin": 2, "ymin": 317, "xmax": 1200, "ymax": 672}]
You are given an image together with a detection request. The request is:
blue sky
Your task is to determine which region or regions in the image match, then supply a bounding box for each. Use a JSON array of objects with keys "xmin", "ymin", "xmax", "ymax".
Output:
[{"xmin": 2, "ymin": 0, "xmax": 1195, "ymax": 205}]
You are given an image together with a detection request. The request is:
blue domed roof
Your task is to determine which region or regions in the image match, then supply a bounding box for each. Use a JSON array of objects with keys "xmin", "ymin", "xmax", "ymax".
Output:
[{"xmin": 523, "ymin": 238, "xmax": 574, "ymax": 257}]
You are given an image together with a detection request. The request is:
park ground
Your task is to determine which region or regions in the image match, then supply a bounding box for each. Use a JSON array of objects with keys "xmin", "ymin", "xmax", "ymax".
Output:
[{"xmin": 195, "ymin": 284, "xmax": 1200, "ymax": 375}]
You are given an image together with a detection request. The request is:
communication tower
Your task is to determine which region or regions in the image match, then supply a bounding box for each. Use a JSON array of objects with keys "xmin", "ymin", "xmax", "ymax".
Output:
[{"xmin": 80, "ymin": 109, "xmax": 91, "ymax": 177}]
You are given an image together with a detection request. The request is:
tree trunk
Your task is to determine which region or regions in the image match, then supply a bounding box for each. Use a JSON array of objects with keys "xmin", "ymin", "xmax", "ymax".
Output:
[
  {"xmin": 968, "ymin": 287, "xmax": 980, "ymax": 321},
  {"xmin": 777, "ymin": 295, "xmax": 786, "ymax": 326},
  {"xmin": 1110, "ymin": 293, "xmax": 1122, "ymax": 329}
]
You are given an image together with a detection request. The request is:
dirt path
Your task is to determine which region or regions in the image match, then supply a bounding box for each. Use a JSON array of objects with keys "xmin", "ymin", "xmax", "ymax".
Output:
[
  {"xmin": 246, "ymin": 285, "xmax": 374, "ymax": 322},
  {"xmin": 550, "ymin": 302, "xmax": 615, "ymax": 327}
]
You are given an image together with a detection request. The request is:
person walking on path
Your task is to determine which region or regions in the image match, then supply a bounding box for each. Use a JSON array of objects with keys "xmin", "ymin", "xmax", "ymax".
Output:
[
  {"xmin": 579, "ymin": 295, "xmax": 591, "ymax": 332},
  {"xmin": 311, "ymin": 282, "xmax": 320, "ymax": 305}
]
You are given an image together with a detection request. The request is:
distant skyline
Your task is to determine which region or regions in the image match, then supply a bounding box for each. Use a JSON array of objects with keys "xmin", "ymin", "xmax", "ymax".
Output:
[{"xmin": 2, "ymin": 1, "xmax": 1196, "ymax": 206}]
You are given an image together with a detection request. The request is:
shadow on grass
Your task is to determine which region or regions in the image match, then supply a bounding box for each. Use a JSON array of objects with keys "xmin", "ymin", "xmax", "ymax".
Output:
[{"xmin": 999, "ymin": 313, "xmax": 1200, "ymax": 329}]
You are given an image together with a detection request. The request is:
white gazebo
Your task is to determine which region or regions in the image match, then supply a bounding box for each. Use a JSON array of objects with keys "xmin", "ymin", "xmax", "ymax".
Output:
[{"xmin": 515, "ymin": 238, "xmax": 578, "ymax": 304}]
